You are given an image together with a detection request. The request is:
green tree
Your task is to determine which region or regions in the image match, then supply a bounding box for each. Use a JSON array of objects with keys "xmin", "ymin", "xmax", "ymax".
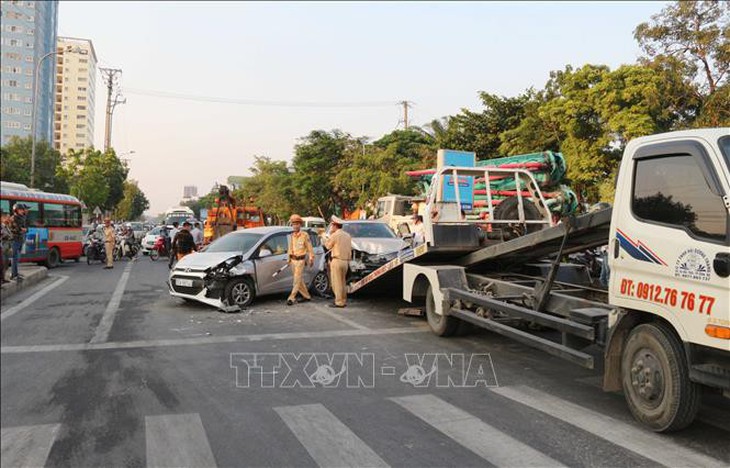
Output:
[
  {"xmin": 635, "ymin": 1, "xmax": 729, "ymax": 94},
  {"xmin": 0, "ymin": 136, "xmax": 67, "ymax": 192},
  {"xmin": 292, "ymin": 130, "xmax": 354, "ymax": 216},
  {"xmin": 60, "ymin": 147, "xmax": 128, "ymax": 211},
  {"xmin": 114, "ymin": 180, "xmax": 150, "ymax": 220},
  {"xmin": 235, "ymin": 156, "xmax": 296, "ymax": 224},
  {"xmin": 439, "ymin": 91, "xmax": 533, "ymax": 158}
]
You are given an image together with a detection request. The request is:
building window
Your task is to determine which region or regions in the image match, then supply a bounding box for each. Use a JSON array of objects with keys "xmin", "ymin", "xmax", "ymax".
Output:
[
  {"xmin": 23, "ymin": 109, "xmax": 31, "ymax": 116},
  {"xmin": 77, "ymin": 133, "xmax": 86, "ymax": 138},
  {"xmin": 78, "ymin": 77, "xmax": 87, "ymax": 82},
  {"xmin": 77, "ymin": 86, "xmax": 87, "ymax": 91},
  {"xmin": 76, "ymin": 115, "xmax": 84, "ymax": 119},
  {"xmin": 24, "ymin": 82, "xmax": 31, "ymax": 89},
  {"xmin": 76, "ymin": 105, "xmax": 86, "ymax": 110},
  {"xmin": 25, "ymin": 55, "xmax": 32, "ymax": 62},
  {"xmin": 76, "ymin": 124, "xmax": 85, "ymax": 129},
  {"xmin": 25, "ymin": 42, "xmax": 34, "ymax": 49},
  {"xmin": 77, "ymin": 96, "xmax": 85, "ymax": 100},
  {"xmin": 79, "ymin": 59, "xmax": 88, "ymax": 64},
  {"xmin": 22, "ymin": 123, "xmax": 30, "ymax": 130}
]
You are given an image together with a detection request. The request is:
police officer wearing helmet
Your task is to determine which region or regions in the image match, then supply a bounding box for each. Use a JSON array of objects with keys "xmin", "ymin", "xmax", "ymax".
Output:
[
  {"xmin": 324, "ymin": 215, "xmax": 351, "ymax": 308},
  {"xmin": 287, "ymin": 214, "xmax": 315, "ymax": 306}
]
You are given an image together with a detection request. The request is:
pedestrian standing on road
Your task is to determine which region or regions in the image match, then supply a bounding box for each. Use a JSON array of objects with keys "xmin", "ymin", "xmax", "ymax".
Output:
[
  {"xmin": 103, "ymin": 218, "xmax": 115, "ymax": 269},
  {"xmin": 8, "ymin": 203, "xmax": 28, "ymax": 280},
  {"xmin": 191, "ymin": 222, "xmax": 203, "ymax": 250},
  {"xmin": 1, "ymin": 210, "xmax": 12, "ymax": 283},
  {"xmin": 168, "ymin": 222, "xmax": 180, "ymax": 269},
  {"xmin": 173, "ymin": 221, "xmax": 197, "ymax": 263},
  {"xmin": 286, "ymin": 214, "xmax": 314, "ymax": 306},
  {"xmin": 324, "ymin": 216, "xmax": 351, "ymax": 308}
]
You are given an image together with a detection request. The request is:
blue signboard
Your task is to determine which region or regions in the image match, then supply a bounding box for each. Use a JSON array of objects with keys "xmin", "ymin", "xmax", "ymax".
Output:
[{"xmin": 439, "ymin": 149, "xmax": 476, "ymax": 210}]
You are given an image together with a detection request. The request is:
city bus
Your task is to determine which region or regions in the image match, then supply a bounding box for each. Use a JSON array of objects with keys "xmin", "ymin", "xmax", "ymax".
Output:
[{"xmin": 0, "ymin": 182, "xmax": 83, "ymax": 268}]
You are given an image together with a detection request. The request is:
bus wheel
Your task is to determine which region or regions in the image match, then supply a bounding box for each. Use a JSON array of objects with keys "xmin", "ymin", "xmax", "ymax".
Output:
[
  {"xmin": 621, "ymin": 322, "xmax": 701, "ymax": 432},
  {"xmin": 45, "ymin": 248, "xmax": 60, "ymax": 269}
]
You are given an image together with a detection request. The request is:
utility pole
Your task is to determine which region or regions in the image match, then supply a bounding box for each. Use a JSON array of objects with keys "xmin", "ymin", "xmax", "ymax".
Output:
[
  {"xmin": 399, "ymin": 100, "xmax": 411, "ymax": 129},
  {"xmin": 100, "ymin": 68, "xmax": 123, "ymax": 151}
]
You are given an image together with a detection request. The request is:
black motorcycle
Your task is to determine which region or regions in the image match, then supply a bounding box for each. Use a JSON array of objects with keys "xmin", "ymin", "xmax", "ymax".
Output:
[{"xmin": 86, "ymin": 238, "xmax": 107, "ymax": 265}]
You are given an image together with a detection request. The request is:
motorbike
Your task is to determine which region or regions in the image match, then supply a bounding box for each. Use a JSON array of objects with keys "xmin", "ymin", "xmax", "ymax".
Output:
[
  {"xmin": 115, "ymin": 235, "xmax": 140, "ymax": 260},
  {"xmin": 149, "ymin": 236, "xmax": 169, "ymax": 261},
  {"xmin": 86, "ymin": 237, "xmax": 107, "ymax": 265}
]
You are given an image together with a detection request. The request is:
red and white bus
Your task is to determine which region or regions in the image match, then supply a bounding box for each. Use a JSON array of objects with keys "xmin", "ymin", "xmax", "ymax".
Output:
[{"xmin": 1, "ymin": 182, "xmax": 83, "ymax": 267}]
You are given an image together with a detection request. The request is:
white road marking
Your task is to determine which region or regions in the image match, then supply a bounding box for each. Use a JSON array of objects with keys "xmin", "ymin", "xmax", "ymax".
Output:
[
  {"xmin": 491, "ymin": 385, "xmax": 725, "ymax": 467},
  {"xmin": 275, "ymin": 403, "xmax": 389, "ymax": 468},
  {"xmin": 1, "ymin": 423, "xmax": 61, "ymax": 468},
  {"xmin": 0, "ymin": 276, "xmax": 68, "ymax": 322},
  {"xmin": 0, "ymin": 326, "xmax": 428, "ymax": 354},
  {"xmin": 145, "ymin": 413, "xmax": 216, "ymax": 468},
  {"xmin": 90, "ymin": 260, "xmax": 134, "ymax": 343},
  {"xmin": 391, "ymin": 394, "xmax": 563, "ymax": 467},
  {"xmin": 309, "ymin": 303, "xmax": 370, "ymax": 330}
]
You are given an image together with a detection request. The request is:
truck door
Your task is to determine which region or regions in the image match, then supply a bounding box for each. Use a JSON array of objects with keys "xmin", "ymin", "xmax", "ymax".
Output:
[{"xmin": 611, "ymin": 137, "xmax": 730, "ymax": 351}]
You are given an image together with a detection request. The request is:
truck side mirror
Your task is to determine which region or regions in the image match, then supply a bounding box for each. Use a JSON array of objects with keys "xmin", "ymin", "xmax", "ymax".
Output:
[{"xmin": 713, "ymin": 253, "xmax": 730, "ymax": 278}]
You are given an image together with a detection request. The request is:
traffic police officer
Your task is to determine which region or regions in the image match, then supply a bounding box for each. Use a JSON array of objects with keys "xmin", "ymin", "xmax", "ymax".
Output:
[
  {"xmin": 287, "ymin": 214, "xmax": 314, "ymax": 306},
  {"xmin": 324, "ymin": 216, "xmax": 351, "ymax": 308}
]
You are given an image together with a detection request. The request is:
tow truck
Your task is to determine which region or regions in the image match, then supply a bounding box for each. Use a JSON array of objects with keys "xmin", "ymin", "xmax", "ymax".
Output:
[{"xmin": 346, "ymin": 129, "xmax": 730, "ymax": 432}]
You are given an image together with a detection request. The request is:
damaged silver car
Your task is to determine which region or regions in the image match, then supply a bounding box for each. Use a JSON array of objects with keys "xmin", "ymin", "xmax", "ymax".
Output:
[
  {"xmin": 336, "ymin": 220, "xmax": 410, "ymax": 282},
  {"xmin": 168, "ymin": 226, "xmax": 329, "ymax": 311}
]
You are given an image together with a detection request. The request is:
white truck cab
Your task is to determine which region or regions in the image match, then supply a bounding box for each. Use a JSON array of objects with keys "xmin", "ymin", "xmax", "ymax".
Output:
[{"xmin": 400, "ymin": 129, "xmax": 730, "ymax": 432}]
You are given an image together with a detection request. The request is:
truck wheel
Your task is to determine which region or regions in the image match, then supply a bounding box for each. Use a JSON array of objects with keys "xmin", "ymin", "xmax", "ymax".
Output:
[
  {"xmin": 45, "ymin": 247, "xmax": 60, "ymax": 268},
  {"xmin": 425, "ymin": 285, "xmax": 459, "ymax": 337},
  {"xmin": 493, "ymin": 196, "xmax": 544, "ymax": 238},
  {"xmin": 621, "ymin": 322, "xmax": 701, "ymax": 432}
]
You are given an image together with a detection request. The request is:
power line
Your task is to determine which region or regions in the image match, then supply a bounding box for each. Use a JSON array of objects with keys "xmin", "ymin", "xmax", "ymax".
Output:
[{"xmin": 121, "ymin": 87, "xmax": 398, "ymax": 109}]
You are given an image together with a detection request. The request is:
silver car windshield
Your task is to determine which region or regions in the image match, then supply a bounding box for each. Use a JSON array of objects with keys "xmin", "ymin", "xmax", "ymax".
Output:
[
  {"xmin": 206, "ymin": 233, "xmax": 263, "ymax": 253},
  {"xmin": 343, "ymin": 223, "xmax": 396, "ymax": 238}
]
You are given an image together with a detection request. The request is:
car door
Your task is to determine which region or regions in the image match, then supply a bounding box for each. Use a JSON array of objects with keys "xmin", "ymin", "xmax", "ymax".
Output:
[
  {"xmin": 303, "ymin": 230, "xmax": 324, "ymax": 284},
  {"xmin": 254, "ymin": 233, "xmax": 292, "ymax": 295},
  {"xmin": 610, "ymin": 137, "xmax": 730, "ymax": 350}
]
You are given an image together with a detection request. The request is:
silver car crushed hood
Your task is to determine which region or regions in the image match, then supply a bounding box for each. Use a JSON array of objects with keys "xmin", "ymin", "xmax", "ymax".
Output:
[
  {"xmin": 175, "ymin": 251, "xmax": 241, "ymax": 270},
  {"xmin": 351, "ymin": 238, "xmax": 408, "ymax": 254}
]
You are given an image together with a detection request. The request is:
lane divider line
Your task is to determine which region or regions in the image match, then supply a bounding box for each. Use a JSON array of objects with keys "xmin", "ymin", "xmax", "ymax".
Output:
[
  {"xmin": 90, "ymin": 260, "xmax": 134, "ymax": 344},
  {"xmin": 0, "ymin": 275, "xmax": 69, "ymax": 322}
]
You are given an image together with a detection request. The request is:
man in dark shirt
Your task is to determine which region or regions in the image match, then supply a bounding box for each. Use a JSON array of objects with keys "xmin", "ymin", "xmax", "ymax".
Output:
[
  {"xmin": 171, "ymin": 221, "xmax": 196, "ymax": 267},
  {"xmin": 8, "ymin": 203, "xmax": 28, "ymax": 280}
]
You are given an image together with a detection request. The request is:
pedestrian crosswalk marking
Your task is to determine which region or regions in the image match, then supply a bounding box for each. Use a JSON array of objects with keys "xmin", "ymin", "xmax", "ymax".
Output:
[
  {"xmin": 145, "ymin": 413, "xmax": 217, "ymax": 468},
  {"xmin": 491, "ymin": 385, "xmax": 725, "ymax": 468},
  {"xmin": 1, "ymin": 423, "xmax": 61, "ymax": 468},
  {"xmin": 274, "ymin": 403, "xmax": 389, "ymax": 468},
  {"xmin": 390, "ymin": 394, "xmax": 564, "ymax": 467}
]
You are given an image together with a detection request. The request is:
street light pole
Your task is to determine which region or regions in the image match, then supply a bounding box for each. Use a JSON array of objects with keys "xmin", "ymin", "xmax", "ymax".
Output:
[{"xmin": 30, "ymin": 46, "xmax": 86, "ymax": 188}]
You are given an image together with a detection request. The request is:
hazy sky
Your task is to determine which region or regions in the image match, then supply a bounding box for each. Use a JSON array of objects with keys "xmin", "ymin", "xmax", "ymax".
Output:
[{"xmin": 58, "ymin": 1, "xmax": 668, "ymax": 216}]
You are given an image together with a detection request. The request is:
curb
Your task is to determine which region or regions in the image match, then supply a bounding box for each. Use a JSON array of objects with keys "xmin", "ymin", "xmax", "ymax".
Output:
[{"xmin": 1, "ymin": 266, "xmax": 49, "ymax": 302}]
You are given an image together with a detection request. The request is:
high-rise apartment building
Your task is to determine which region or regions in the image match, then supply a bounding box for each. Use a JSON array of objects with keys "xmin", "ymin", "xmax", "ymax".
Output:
[
  {"xmin": 183, "ymin": 185, "xmax": 198, "ymax": 199},
  {"xmin": 0, "ymin": 0, "xmax": 59, "ymax": 145},
  {"xmin": 53, "ymin": 36, "xmax": 96, "ymax": 153}
]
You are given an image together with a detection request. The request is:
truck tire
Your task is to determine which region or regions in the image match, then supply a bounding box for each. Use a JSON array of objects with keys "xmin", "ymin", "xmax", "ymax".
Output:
[
  {"xmin": 493, "ymin": 196, "xmax": 544, "ymax": 238},
  {"xmin": 425, "ymin": 285, "xmax": 459, "ymax": 337},
  {"xmin": 621, "ymin": 322, "xmax": 701, "ymax": 432}
]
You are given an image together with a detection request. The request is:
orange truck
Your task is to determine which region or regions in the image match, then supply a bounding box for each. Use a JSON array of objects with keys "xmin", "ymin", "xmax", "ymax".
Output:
[{"xmin": 203, "ymin": 206, "xmax": 266, "ymax": 244}]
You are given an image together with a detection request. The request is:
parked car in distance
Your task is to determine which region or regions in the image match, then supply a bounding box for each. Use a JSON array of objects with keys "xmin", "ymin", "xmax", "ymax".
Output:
[
  {"xmin": 169, "ymin": 226, "xmax": 330, "ymax": 310},
  {"xmin": 141, "ymin": 226, "xmax": 167, "ymax": 255},
  {"xmin": 126, "ymin": 222, "xmax": 146, "ymax": 241},
  {"xmin": 327, "ymin": 220, "xmax": 409, "ymax": 282}
]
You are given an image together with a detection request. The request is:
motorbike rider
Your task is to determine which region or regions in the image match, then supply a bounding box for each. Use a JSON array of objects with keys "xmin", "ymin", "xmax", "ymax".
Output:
[{"xmin": 172, "ymin": 221, "xmax": 196, "ymax": 263}]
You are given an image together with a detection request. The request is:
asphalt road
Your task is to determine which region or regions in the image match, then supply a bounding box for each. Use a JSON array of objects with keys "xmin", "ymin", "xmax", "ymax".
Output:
[{"xmin": 1, "ymin": 256, "xmax": 728, "ymax": 468}]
